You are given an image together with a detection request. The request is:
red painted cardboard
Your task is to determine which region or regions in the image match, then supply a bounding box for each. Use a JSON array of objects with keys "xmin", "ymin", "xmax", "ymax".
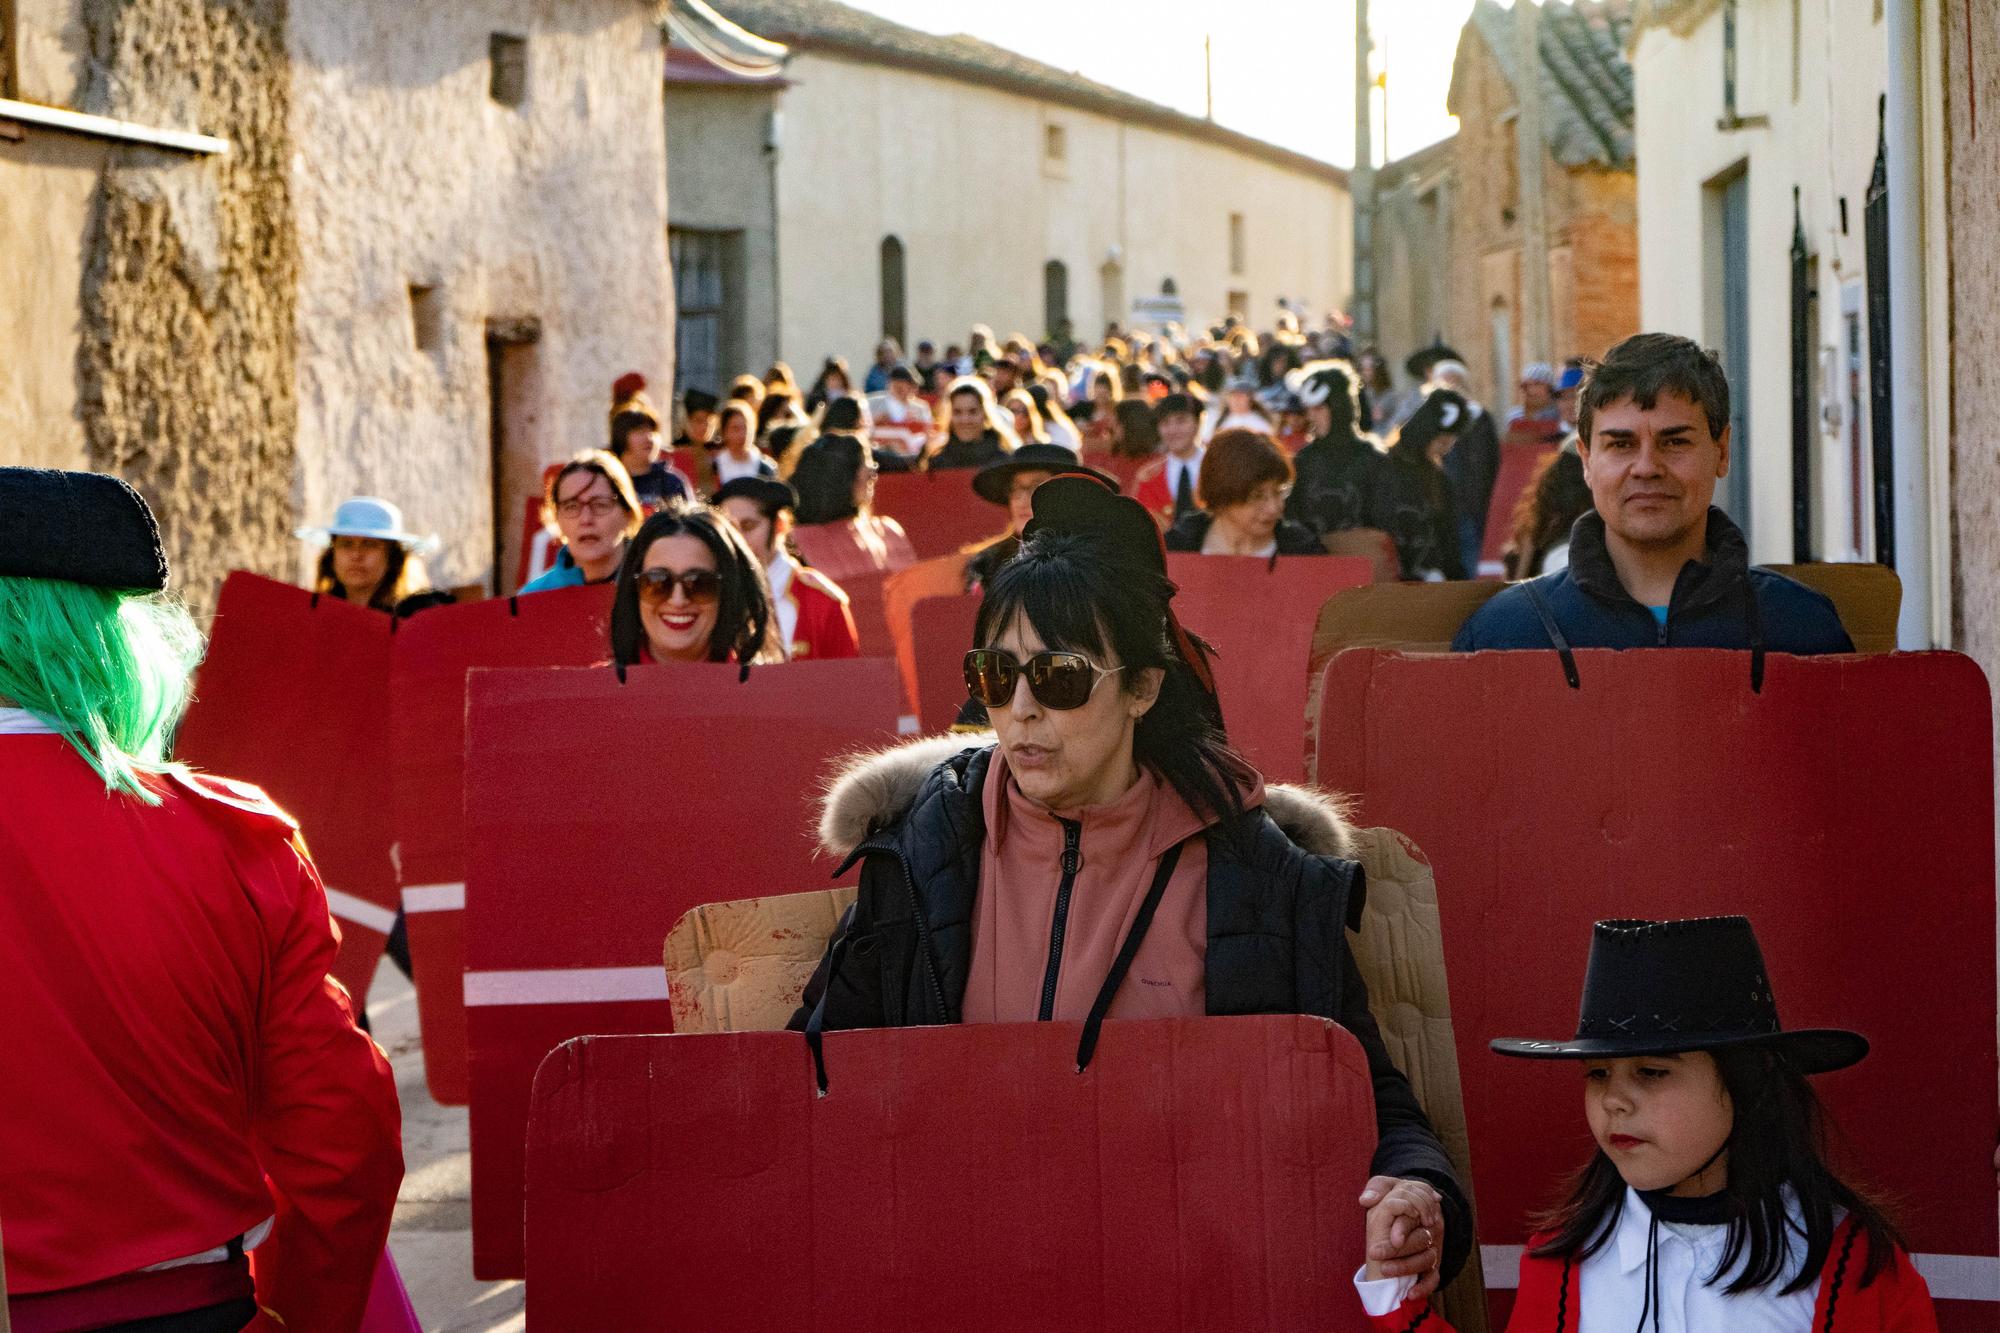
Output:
[
  {"xmin": 883, "ymin": 554, "xmax": 972, "ymax": 717},
  {"xmin": 1479, "ymin": 439, "xmax": 1558, "ymax": 567},
  {"xmin": 524, "ymin": 1015, "xmax": 1379, "ymax": 1331},
  {"xmin": 175, "ymin": 572, "xmax": 396, "ymax": 1004},
  {"xmin": 870, "ymin": 470, "xmax": 1006, "ymax": 560},
  {"xmin": 1314, "ymin": 649, "xmax": 1997, "ymax": 1329},
  {"xmin": 909, "ymin": 593, "xmax": 982, "ymax": 734},
  {"xmin": 463, "ymin": 659, "xmax": 901, "ymax": 1277},
  {"xmin": 833, "ymin": 568, "xmax": 892, "ymax": 659},
  {"xmin": 390, "ymin": 585, "xmax": 614, "ymax": 1105},
  {"xmin": 1164, "ymin": 555, "xmax": 1373, "ymax": 783}
]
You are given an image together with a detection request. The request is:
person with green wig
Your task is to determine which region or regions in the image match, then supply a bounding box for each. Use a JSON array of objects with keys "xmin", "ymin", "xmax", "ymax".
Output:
[{"xmin": 0, "ymin": 467, "xmax": 404, "ymax": 1331}]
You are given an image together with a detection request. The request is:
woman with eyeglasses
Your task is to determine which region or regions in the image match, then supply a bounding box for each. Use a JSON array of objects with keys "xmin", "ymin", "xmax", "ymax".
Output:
[
  {"xmin": 793, "ymin": 477, "xmax": 1471, "ymax": 1298},
  {"xmin": 609, "ymin": 502, "xmax": 780, "ymax": 669},
  {"xmin": 1163, "ymin": 428, "xmax": 1325, "ymax": 557},
  {"xmin": 519, "ymin": 450, "xmax": 644, "ymax": 593}
]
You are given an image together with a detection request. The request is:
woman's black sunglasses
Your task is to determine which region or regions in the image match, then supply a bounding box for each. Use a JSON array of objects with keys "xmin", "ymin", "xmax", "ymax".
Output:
[
  {"xmin": 964, "ymin": 648, "xmax": 1123, "ymax": 711},
  {"xmin": 634, "ymin": 567, "xmax": 722, "ymax": 605}
]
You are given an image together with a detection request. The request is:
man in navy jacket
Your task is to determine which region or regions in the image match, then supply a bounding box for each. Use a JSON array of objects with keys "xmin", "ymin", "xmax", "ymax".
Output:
[{"xmin": 1454, "ymin": 334, "xmax": 1851, "ymax": 656}]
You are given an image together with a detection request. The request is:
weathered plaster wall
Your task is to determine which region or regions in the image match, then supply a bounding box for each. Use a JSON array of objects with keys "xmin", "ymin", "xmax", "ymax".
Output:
[
  {"xmin": 74, "ymin": 0, "xmax": 301, "ymax": 614},
  {"xmin": 286, "ymin": 0, "xmax": 672, "ymax": 591},
  {"xmin": 0, "ymin": 128, "xmax": 106, "ymax": 472},
  {"xmin": 769, "ymin": 51, "xmax": 1349, "ymax": 370},
  {"xmin": 664, "ymin": 81, "xmax": 779, "ymax": 387}
]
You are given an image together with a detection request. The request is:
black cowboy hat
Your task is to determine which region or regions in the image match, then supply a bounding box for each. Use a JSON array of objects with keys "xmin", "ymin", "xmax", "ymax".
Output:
[
  {"xmin": 971, "ymin": 443, "xmax": 1117, "ymax": 505},
  {"xmin": 1405, "ymin": 339, "xmax": 1465, "ymax": 381},
  {"xmin": 711, "ymin": 476, "xmax": 798, "ymax": 513},
  {"xmin": 0, "ymin": 466, "xmax": 168, "ymax": 591},
  {"xmin": 1490, "ymin": 916, "xmax": 1868, "ymax": 1075}
]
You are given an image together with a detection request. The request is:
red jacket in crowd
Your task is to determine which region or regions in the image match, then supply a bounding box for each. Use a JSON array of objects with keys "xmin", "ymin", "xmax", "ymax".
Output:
[
  {"xmin": 772, "ymin": 557, "xmax": 861, "ymax": 660},
  {"xmin": 0, "ymin": 732, "xmax": 403, "ymax": 1331}
]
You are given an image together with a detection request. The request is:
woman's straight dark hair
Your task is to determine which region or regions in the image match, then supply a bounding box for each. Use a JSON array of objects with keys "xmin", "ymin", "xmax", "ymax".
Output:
[
  {"xmin": 974, "ymin": 530, "xmax": 1247, "ymax": 822},
  {"xmin": 610, "ymin": 502, "xmax": 775, "ymax": 673},
  {"xmin": 790, "ymin": 434, "xmax": 866, "ymax": 526},
  {"xmin": 1389, "ymin": 388, "xmax": 1469, "ymax": 462},
  {"xmin": 1529, "ymin": 1045, "xmax": 1903, "ymax": 1296},
  {"xmin": 314, "ymin": 542, "xmax": 411, "ymax": 613}
]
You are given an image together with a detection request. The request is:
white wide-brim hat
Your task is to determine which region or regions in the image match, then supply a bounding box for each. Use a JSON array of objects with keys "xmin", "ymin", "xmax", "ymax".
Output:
[{"xmin": 296, "ymin": 496, "xmax": 440, "ymax": 556}]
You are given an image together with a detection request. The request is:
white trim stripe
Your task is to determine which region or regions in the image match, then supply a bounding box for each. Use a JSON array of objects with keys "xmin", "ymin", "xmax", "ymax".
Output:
[
  {"xmin": 402, "ymin": 882, "xmax": 466, "ymax": 912},
  {"xmin": 463, "ymin": 966, "xmax": 669, "ymax": 1007},
  {"xmin": 1481, "ymin": 1245, "xmax": 1997, "ymax": 1300},
  {"xmin": 323, "ymin": 888, "xmax": 398, "ymax": 935}
]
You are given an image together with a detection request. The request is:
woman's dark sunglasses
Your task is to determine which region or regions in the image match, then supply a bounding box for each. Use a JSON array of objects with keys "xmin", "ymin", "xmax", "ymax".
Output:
[
  {"xmin": 635, "ymin": 567, "xmax": 722, "ymax": 605},
  {"xmin": 964, "ymin": 648, "xmax": 1123, "ymax": 711}
]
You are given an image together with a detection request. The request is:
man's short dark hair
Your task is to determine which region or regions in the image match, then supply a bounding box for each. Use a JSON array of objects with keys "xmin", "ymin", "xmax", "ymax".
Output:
[{"xmin": 1577, "ymin": 333, "xmax": 1731, "ymax": 446}]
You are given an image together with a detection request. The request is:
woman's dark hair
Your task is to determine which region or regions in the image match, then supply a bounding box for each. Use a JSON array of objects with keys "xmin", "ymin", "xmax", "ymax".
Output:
[
  {"xmin": 757, "ymin": 388, "xmax": 798, "ymax": 435},
  {"xmin": 809, "ymin": 356, "xmax": 851, "ymax": 396},
  {"xmin": 1111, "ymin": 398, "xmax": 1160, "ymax": 459},
  {"xmin": 314, "ymin": 541, "xmax": 416, "ymax": 613},
  {"xmin": 610, "ymin": 502, "xmax": 775, "ymax": 672},
  {"xmin": 1312, "ymin": 361, "xmax": 1369, "ymax": 446},
  {"xmin": 790, "ymin": 434, "xmax": 866, "ymax": 525},
  {"xmin": 1197, "ymin": 356, "xmax": 1228, "ymax": 394},
  {"xmin": 1506, "ymin": 446, "xmax": 1594, "ymax": 578},
  {"xmin": 610, "ymin": 408, "xmax": 658, "ymax": 456},
  {"xmin": 1389, "ymin": 389, "xmax": 1469, "ymax": 463},
  {"xmin": 821, "ymin": 395, "xmax": 864, "ymax": 434},
  {"xmin": 973, "ymin": 530, "xmax": 1248, "ymax": 822},
  {"xmin": 1529, "ymin": 1045, "xmax": 1904, "ymax": 1297}
]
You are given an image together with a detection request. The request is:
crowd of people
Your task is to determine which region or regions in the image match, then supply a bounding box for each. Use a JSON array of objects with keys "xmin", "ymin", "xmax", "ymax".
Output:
[{"xmin": 0, "ymin": 321, "xmax": 1944, "ymax": 1332}]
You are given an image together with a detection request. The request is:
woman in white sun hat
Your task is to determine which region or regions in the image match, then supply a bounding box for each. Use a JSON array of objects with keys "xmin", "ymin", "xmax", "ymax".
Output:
[{"xmin": 296, "ymin": 496, "xmax": 455, "ymax": 618}]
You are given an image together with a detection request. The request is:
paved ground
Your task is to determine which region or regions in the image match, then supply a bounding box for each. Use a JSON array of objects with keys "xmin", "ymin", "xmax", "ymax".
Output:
[{"xmin": 368, "ymin": 960, "xmax": 525, "ymax": 1332}]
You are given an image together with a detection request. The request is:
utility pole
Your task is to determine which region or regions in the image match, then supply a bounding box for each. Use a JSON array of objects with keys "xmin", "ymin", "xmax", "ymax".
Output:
[
  {"xmin": 1513, "ymin": 0, "xmax": 1553, "ymax": 368},
  {"xmin": 1352, "ymin": 0, "xmax": 1377, "ymax": 345},
  {"xmin": 1204, "ymin": 33, "xmax": 1213, "ymax": 121}
]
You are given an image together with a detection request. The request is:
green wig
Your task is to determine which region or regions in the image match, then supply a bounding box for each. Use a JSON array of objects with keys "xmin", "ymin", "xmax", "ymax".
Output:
[{"xmin": 0, "ymin": 574, "xmax": 204, "ymax": 803}]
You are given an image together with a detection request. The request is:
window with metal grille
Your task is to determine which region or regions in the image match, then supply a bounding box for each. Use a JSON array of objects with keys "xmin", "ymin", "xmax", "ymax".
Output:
[
  {"xmin": 672, "ymin": 229, "xmax": 737, "ymax": 401},
  {"xmin": 490, "ymin": 34, "xmax": 527, "ymax": 107}
]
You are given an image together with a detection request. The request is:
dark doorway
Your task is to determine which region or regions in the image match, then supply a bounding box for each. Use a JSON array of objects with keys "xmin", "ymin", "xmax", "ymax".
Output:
[
  {"xmin": 1043, "ymin": 259, "xmax": 1068, "ymax": 339},
  {"xmin": 880, "ymin": 235, "xmax": 907, "ymax": 347},
  {"xmin": 485, "ymin": 318, "xmax": 542, "ymax": 596}
]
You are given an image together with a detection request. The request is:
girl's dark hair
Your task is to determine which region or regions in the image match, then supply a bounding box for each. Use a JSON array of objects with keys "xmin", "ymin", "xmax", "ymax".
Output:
[
  {"xmin": 973, "ymin": 530, "xmax": 1248, "ymax": 823},
  {"xmin": 790, "ymin": 434, "xmax": 866, "ymax": 525},
  {"xmin": 1506, "ymin": 446, "xmax": 1593, "ymax": 579},
  {"xmin": 1111, "ymin": 398, "xmax": 1160, "ymax": 459},
  {"xmin": 1390, "ymin": 389, "xmax": 1470, "ymax": 462},
  {"xmin": 314, "ymin": 541, "xmax": 416, "ymax": 613},
  {"xmin": 821, "ymin": 395, "xmax": 864, "ymax": 433},
  {"xmin": 1530, "ymin": 1045, "xmax": 1903, "ymax": 1297},
  {"xmin": 610, "ymin": 502, "xmax": 775, "ymax": 671}
]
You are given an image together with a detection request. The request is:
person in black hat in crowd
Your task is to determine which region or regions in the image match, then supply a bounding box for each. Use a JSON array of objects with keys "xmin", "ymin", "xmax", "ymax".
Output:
[
  {"xmin": 673, "ymin": 388, "xmax": 720, "ymax": 452},
  {"xmin": 1284, "ymin": 360, "xmax": 1394, "ymax": 543},
  {"xmin": 923, "ymin": 376, "xmax": 1019, "ymax": 470},
  {"xmin": 1360, "ymin": 916, "xmax": 1937, "ymax": 1332},
  {"xmin": 1453, "ymin": 335, "xmax": 1851, "ymax": 659},
  {"xmin": 1376, "ymin": 389, "xmax": 1471, "ymax": 581},
  {"xmin": 1427, "ymin": 359, "xmax": 1501, "ymax": 573},
  {"xmin": 961, "ymin": 443, "xmax": 1118, "ymax": 592},
  {"xmin": 1165, "ymin": 428, "xmax": 1323, "ymax": 557},
  {"xmin": 794, "ymin": 475, "xmax": 1472, "ymax": 1294},
  {"xmin": 714, "ymin": 476, "xmax": 860, "ymax": 662},
  {"xmin": 0, "ymin": 467, "xmax": 402, "ymax": 1330},
  {"xmin": 1131, "ymin": 392, "xmax": 1205, "ymax": 526},
  {"xmin": 609, "ymin": 501, "xmax": 780, "ymax": 670}
]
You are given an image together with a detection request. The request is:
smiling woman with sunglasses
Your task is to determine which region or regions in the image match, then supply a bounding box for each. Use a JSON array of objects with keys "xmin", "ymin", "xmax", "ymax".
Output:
[
  {"xmin": 609, "ymin": 503, "xmax": 780, "ymax": 670},
  {"xmin": 793, "ymin": 476, "xmax": 1473, "ymax": 1299}
]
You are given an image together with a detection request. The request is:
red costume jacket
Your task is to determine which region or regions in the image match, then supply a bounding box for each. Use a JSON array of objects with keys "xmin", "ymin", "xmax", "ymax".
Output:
[
  {"xmin": 0, "ymin": 734, "xmax": 403, "ymax": 1331},
  {"xmin": 1366, "ymin": 1219, "xmax": 1938, "ymax": 1332},
  {"xmin": 779, "ymin": 562, "xmax": 861, "ymax": 660}
]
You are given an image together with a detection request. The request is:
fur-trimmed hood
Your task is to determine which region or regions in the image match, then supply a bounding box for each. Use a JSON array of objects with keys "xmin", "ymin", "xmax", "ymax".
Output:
[{"xmin": 819, "ymin": 733, "xmax": 1357, "ymax": 861}]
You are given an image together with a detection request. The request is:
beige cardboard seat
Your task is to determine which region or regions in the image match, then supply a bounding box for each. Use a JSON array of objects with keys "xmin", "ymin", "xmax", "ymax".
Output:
[{"xmin": 663, "ymin": 826, "xmax": 1487, "ymax": 1331}]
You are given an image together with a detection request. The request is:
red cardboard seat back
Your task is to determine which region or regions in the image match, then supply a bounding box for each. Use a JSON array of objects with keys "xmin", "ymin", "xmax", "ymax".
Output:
[
  {"xmin": 1163, "ymin": 554, "xmax": 1372, "ymax": 782},
  {"xmin": 870, "ymin": 470, "xmax": 1005, "ymax": 559},
  {"xmin": 175, "ymin": 572, "xmax": 396, "ymax": 1004},
  {"xmin": 1314, "ymin": 649, "xmax": 1997, "ymax": 1330},
  {"xmin": 390, "ymin": 584, "xmax": 614, "ymax": 1104},
  {"xmin": 910, "ymin": 594, "xmax": 982, "ymax": 734},
  {"xmin": 525, "ymin": 1015, "xmax": 1377, "ymax": 1331},
  {"xmin": 464, "ymin": 659, "xmax": 901, "ymax": 1277}
]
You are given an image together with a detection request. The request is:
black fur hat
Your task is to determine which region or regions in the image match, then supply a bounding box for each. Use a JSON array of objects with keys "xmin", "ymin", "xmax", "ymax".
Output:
[{"xmin": 0, "ymin": 467, "xmax": 167, "ymax": 591}]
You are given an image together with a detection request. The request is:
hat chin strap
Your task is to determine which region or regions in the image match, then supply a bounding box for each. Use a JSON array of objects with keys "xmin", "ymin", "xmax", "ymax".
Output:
[{"xmin": 1632, "ymin": 1138, "xmax": 1733, "ymax": 1333}]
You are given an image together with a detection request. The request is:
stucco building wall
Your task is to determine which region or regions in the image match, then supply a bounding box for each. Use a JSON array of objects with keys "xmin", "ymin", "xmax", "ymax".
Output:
[
  {"xmin": 0, "ymin": 130, "xmax": 106, "ymax": 473},
  {"xmin": 663, "ymin": 80, "xmax": 780, "ymax": 386},
  {"xmin": 766, "ymin": 51, "xmax": 1348, "ymax": 370},
  {"xmin": 286, "ymin": 0, "xmax": 672, "ymax": 591},
  {"xmin": 1630, "ymin": 0, "xmax": 1888, "ymax": 564}
]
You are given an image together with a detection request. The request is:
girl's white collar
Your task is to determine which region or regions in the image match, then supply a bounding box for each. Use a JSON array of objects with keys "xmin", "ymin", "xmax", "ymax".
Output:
[{"xmin": 0, "ymin": 706, "xmax": 58, "ymax": 735}]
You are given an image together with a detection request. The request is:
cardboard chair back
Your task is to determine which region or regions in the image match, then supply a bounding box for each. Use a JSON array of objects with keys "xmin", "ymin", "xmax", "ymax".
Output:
[
  {"xmin": 175, "ymin": 573, "xmax": 397, "ymax": 1006},
  {"xmin": 390, "ymin": 584, "xmax": 614, "ymax": 1105},
  {"xmin": 833, "ymin": 569, "xmax": 893, "ymax": 658},
  {"xmin": 871, "ymin": 469, "xmax": 1007, "ymax": 559},
  {"xmin": 463, "ymin": 659, "xmax": 901, "ymax": 1278},
  {"xmin": 909, "ymin": 594, "xmax": 982, "ymax": 734},
  {"xmin": 525, "ymin": 1016, "xmax": 1377, "ymax": 1331},
  {"xmin": 660, "ymin": 828, "xmax": 1489, "ymax": 1332},
  {"xmin": 1320, "ymin": 527, "xmax": 1402, "ymax": 582},
  {"xmin": 1164, "ymin": 554, "xmax": 1373, "ymax": 782},
  {"xmin": 1766, "ymin": 562, "xmax": 1901, "ymax": 653},
  {"xmin": 883, "ymin": 553, "xmax": 972, "ymax": 717},
  {"xmin": 1314, "ymin": 648, "xmax": 1998, "ymax": 1331}
]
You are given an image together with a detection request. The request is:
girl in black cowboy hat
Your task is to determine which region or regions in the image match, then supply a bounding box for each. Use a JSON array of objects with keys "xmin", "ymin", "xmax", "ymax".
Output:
[{"xmin": 1359, "ymin": 916, "xmax": 1937, "ymax": 1332}]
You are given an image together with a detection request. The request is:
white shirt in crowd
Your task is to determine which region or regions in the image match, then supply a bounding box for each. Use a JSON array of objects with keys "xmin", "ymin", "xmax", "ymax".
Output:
[
  {"xmin": 868, "ymin": 392, "xmax": 932, "ymax": 457},
  {"xmin": 1354, "ymin": 1187, "xmax": 1822, "ymax": 1332},
  {"xmin": 714, "ymin": 452, "xmax": 769, "ymax": 485},
  {"xmin": 765, "ymin": 551, "xmax": 799, "ymax": 658},
  {"xmin": 1163, "ymin": 449, "xmax": 1204, "ymax": 504}
]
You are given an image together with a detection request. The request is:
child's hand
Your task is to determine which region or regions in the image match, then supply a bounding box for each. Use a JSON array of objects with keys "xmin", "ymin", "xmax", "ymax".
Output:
[{"xmin": 1359, "ymin": 1175, "xmax": 1446, "ymax": 1298}]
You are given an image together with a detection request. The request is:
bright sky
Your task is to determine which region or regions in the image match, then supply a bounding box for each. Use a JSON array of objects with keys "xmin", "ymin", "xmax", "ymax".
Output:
[{"xmin": 842, "ymin": 0, "xmax": 1483, "ymax": 168}]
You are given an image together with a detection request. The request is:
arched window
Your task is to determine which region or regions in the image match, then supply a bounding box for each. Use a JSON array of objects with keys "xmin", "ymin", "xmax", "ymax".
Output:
[
  {"xmin": 1043, "ymin": 260, "xmax": 1069, "ymax": 337},
  {"xmin": 879, "ymin": 235, "xmax": 907, "ymax": 347}
]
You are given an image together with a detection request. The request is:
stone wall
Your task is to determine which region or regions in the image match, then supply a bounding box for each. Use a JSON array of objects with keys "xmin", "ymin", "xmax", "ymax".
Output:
[
  {"xmin": 286, "ymin": 0, "xmax": 673, "ymax": 593},
  {"xmin": 73, "ymin": 0, "xmax": 301, "ymax": 613}
]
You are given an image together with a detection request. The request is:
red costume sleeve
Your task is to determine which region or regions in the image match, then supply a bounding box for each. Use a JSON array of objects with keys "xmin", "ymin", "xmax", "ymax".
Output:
[{"xmin": 246, "ymin": 839, "xmax": 404, "ymax": 1332}]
